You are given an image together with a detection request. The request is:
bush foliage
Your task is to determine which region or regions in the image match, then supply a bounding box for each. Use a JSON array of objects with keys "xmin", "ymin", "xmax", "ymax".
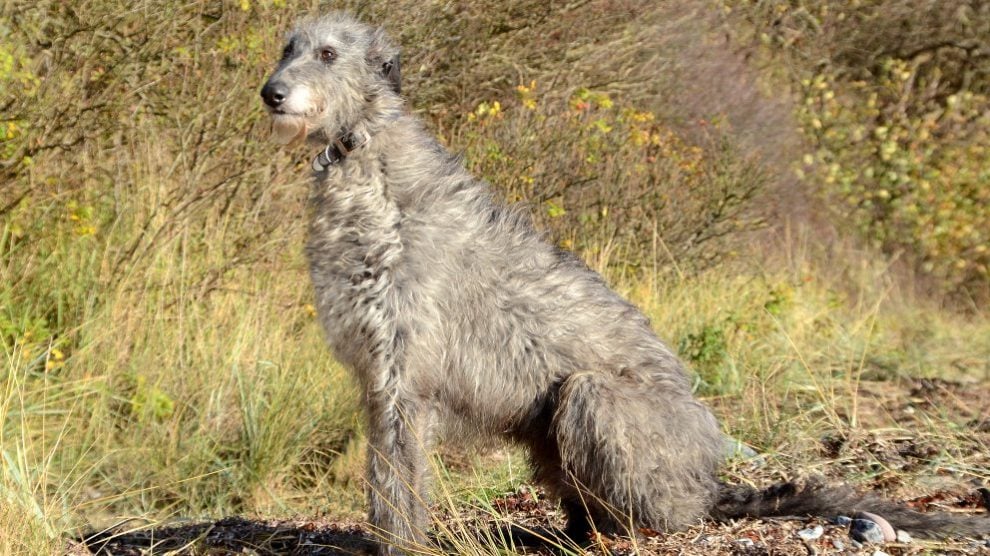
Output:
[
  {"xmin": 459, "ymin": 84, "xmax": 765, "ymax": 276},
  {"xmin": 726, "ymin": 0, "xmax": 990, "ymax": 303}
]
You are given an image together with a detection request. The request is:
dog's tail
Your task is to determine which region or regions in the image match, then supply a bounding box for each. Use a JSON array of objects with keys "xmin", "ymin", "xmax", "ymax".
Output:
[{"xmin": 712, "ymin": 477, "xmax": 990, "ymax": 538}]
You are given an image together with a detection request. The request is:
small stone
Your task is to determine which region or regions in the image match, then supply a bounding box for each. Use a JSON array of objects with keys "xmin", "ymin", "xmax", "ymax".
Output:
[
  {"xmin": 850, "ymin": 519, "xmax": 887, "ymax": 544},
  {"xmin": 722, "ymin": 437, "xmax": 766, "ymax": 466},
  {"xmin": 856, "ymin": 511, "xmax": 896, "ymax": 542},
  {"xmin": 871, "ymin": 551, "xmax": 890, "ymax": 556},
  {"xmin": 797, "ymin": 525, "xmax": 824, "ymax": 541},
  {"xmin": 831, "ymin": 539, "xmax": 845, "ymax": 551},
  {"xmin": 833, "ymin": 515, "xmax": 852, "ymax": 526},
  {"xmin": 895, "ymin": 530, "xmax": 912, "ymax": 543},
  {"xmin": 735, "ymin": 538, "xmax": 754, "ymax": 547}
]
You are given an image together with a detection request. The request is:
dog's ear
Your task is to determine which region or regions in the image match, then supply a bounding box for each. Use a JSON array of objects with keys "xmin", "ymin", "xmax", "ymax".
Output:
[
  {"xmin": 381, "ymin": 54, "xmax": 401, "ymax": 94},
  {"xmin": 367, "ymin": 27, "xmax": 401, "ymax": 94}
]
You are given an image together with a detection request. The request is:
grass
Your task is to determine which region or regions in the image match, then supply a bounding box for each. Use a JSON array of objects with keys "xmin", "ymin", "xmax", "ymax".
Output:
[
  {"xmin": 6, "ymin": 224, "xmax": 988, "ymax": 553},
  {"xmin": 2, "ymin": 1, "xmax": 989, "ymax": 554}
]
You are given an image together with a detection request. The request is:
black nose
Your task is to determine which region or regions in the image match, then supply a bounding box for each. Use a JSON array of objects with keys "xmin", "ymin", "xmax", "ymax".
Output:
[{"xmin": 261, "ymin": 81, "xmax": 288, "ymax": 108}]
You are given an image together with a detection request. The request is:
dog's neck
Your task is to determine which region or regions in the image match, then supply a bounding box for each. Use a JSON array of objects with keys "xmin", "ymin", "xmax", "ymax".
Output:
[{"xmin": 310, "ymin": 93, "xmax": 404, "ymax": 172}]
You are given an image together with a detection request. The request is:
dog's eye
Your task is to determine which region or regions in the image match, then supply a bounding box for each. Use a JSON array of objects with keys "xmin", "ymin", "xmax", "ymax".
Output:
[{"xmin": 320, "ymin": 47, "xmax": 336, "ymax": 64}]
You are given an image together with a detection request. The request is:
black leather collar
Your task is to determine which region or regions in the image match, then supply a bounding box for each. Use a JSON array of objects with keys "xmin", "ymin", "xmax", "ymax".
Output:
[{"xmin": 311, "ymin": 129, "xmax": 370, "ymax": 172}]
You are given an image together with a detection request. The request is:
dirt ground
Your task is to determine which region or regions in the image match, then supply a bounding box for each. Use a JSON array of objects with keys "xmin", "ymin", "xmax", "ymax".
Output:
[{"xmin": 70, "ymin": 377, "xmax": 990, "ymax": 555}]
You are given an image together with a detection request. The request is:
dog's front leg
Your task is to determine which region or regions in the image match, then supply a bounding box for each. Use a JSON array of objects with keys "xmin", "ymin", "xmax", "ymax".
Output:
[{"xmin": 365, "ymin": 388, "xmax": 431, "ymax": 555}]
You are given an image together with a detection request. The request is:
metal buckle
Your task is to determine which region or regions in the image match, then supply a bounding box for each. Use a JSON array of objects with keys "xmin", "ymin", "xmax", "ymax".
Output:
[
  {"xmin": 335, "ymin": 130, "xmax": 368, "ymax": 155},
  {"xmin": 311, "ymin": 130, "xmax": 368, "ymax": 172},
  {"xmin": 312, "ymin": 144, "xmax": 334, "ymax": 172}
]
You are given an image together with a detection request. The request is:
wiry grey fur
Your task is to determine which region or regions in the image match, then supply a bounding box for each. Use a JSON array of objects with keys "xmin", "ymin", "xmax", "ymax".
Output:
[{"xmin": 260, "ymin": 13, "xmax": 989, "ymax": 555}]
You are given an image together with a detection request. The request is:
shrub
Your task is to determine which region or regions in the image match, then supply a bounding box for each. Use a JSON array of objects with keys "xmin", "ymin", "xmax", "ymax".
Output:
[
  {"xmin": 458, "ymin": 83, "xmax": 766, "ymax": 277},
  {"xmin": 725, "ymin": 0, "xmax": 990, "ymax": 303}
]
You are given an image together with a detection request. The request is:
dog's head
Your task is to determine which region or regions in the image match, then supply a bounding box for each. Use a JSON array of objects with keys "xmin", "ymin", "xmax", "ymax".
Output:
[{"xmin": 260, "ymin": 13, "xmax": 401, "ymax": 145}]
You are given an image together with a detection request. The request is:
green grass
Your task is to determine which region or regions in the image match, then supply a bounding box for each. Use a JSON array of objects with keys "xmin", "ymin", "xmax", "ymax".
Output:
[
  {"xmin": 4, "ymin": 226, "xmax": 990, "ymax": 553},
  {"xmin": 6, "ymin": 222, "xmax": 989, "ymax": 553}
]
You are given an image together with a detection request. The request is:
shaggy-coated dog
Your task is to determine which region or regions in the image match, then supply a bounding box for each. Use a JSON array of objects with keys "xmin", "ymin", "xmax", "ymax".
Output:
[{"xmin": 260, "ymin": 12, "xmax": 990, "ymax": 554}]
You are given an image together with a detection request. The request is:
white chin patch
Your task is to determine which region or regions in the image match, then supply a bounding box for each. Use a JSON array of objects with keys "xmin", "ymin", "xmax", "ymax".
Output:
[{"xmin": 270, "ymin": 114, "xmax": 308, "ymax": 145}]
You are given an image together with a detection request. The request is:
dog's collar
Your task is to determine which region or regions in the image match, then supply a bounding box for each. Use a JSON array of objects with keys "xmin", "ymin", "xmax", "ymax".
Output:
[{"xmin": 311, "ymin": 129, "xmax": 370, "ymax": 172}]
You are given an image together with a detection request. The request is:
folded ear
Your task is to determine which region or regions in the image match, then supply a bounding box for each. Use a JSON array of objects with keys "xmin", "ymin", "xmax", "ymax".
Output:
[
  {"xmin": 367, "ymin": 27, "xmax": 401, "ymax": 94},
  {"xmin": 381, "ymin": 54, "xmax": 401, "ymax": 94}
]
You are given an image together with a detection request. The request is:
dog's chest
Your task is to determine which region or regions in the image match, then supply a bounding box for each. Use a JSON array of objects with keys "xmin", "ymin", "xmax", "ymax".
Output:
[{"xmin": 306, "ymin": 169, "xmax": 403, "ymax": 376}]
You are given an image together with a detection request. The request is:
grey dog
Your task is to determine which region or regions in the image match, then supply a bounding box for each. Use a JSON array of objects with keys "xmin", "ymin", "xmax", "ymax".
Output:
[{"xmin": 260, "ymin": 12, "xmax": 990, "ymax": 555}]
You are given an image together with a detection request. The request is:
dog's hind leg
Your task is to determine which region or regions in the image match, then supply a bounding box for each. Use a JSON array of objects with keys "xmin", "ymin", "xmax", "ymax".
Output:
[{"xmin": 551, "ymin": 369, "xmax": 724, "ymax": 536}]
